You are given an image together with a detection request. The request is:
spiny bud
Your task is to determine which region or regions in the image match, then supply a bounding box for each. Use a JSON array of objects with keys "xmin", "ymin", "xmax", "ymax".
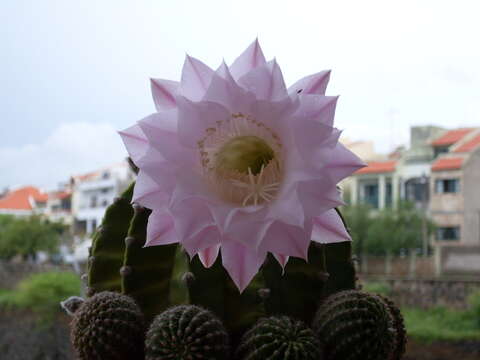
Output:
[
  {"xmin": 145, "ymin": 305, "xmax": 229, "ymax": 360},
  {"xmin": 237, "ymin": 316, "xmax": 323, "ymax": 360},
  {"xmin": 70, "ymin": 291, "xmax": 145, "ymax": 360}
]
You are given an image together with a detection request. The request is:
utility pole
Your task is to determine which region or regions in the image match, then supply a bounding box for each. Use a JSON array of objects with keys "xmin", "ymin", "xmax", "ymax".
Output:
[{"xmin": 420, "ymin": 174, "xmax": 428, "ymax": 257}]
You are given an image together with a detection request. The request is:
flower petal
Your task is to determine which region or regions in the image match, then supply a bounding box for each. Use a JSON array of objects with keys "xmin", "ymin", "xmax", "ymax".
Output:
[
  {"xmin": 230, "ymin": 38, "xmax": 266, "ymax": 80},
  {"xmin": 133, "ymin": 170, "xmax": 170, "ymax": 210},
  {"xmin": 288, "ymin": 70, "xmax": 331, "ymax": 96},
  {"xmin": 296, "ymin": 95, "xmax": 339, "ymax": 128},
  {"xmin": 238, "ymin": 59, "xmax": 287, "ymax": 101},
  {"xmin": 260, "ymin": 220, "xmax": 311, "ymax": 260},
  {"xmin": 180, "ymin": 55, "xmax": 214, "ymax": 101},
  {"xmin": 203, "ymin": 62, "xmax": 255, "ymax": 113},
  {"xmin": 296, "ymin": 178, "xmax": 345, "ymax": 219},
  {"xmin": 176, "ymin": 97, "xmax": 230, "ymax": 148},
  {"xmin": 224, "ymin": 206, "xmax": 273, "ymax": 249},
  {"xmin": 138, "ymin": 111, "xmax": 195, "ymax": 165},
  {"xmin": 150, "ymin": 78, "xmax": 178, "ymax": 111},
  {"xmin": 118, "ymin": 124, "xmax": 148, "ymax": 165},
  {"xmin": 198, "ymin": 244, "xmax": 221, "ymax": 268},
  {"xmin": 145, "ymin": 210, "xmax": 177, "ymax": 247},
  {"xmin": 221, "ymin": 240, "xmax": 266, "ymax": 292},
  {"xmin": 183, "ymin": 225, "xmax": 222, "ymax": 258},
  {"xmin": 325, "ymin": 143, "xmax": 366, "ymax": 183},
  {"xmin": 273, "ymin": 253, "xmax": 289, "ymax": 270},
  {"xmin": 311, "ymin": 209, "xmax": 351, "ymax": 244}
]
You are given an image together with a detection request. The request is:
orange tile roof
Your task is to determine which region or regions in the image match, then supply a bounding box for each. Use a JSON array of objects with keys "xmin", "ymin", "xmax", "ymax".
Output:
[
  {"xmin": 431, "ymin": 157, "xmax": 464, "ymax": 172},
  {"xmin": 355, "ymin": 160, "xmax": 397, "ymax": 174},
  {"xmin": 0, "ymin": 186, "xmax": 48, "ymax": 211},
  {"xmin": 454, "ymin": 134, "xmax": 480, "ymax": 153},
  {"xmin": 431, "ymin": 128, "xmax": 474, "ymax": 146}
]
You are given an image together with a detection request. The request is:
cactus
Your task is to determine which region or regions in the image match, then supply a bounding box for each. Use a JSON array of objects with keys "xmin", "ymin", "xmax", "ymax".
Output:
[
  {"xmin": 87, "ymin": 183, "xmax": 134, "ymax": 295},
  {"xmin": 120, "ymin": 204, "xmax": 179, "ymax": 322},
  {"xmin": 74, "ymin": 181, "xmax": 403, "ymax": 358},
  {"xmin": 145, "ymin": 305, "xmax": 229, "ymax": 360},
  {"xmin": 70, "ymin": 291, "xmax": 145, "ymax": 360},
  {"xmin": 236, "ymin": 316, "xmax": 322, "ymax": 360},
  {"xmin": 378, "ymin": 295, "xmax": 407, "ymax": 360},
  {"xmin": 313, "ymin": 290, "xmax": 396, "ymax": 360},
  {"xmin": 187, "ymin": 254, "xmax": 266, "ymax": 348}
]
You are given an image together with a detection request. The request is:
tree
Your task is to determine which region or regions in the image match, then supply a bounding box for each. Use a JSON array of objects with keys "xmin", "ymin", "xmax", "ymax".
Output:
[
  {"xmin": 342, "ymin": 201, "xmax": 435, "ymax": 256},
  {"xmin": 0, "ymin": 215, "xmax": 67, "ymax": 260}
]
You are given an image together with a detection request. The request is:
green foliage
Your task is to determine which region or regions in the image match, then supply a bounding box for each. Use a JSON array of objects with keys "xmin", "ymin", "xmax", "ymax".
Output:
[
  {"xmin": 342, "ymin": 201, "xmax": 435, "ymax": 255},
  {"xmin": 467, "ymin": 290, "xmax": 480, "ymax": 328},
  {"xmin": 403, "ymin": 306, "xmax": 480, "ymax": 342},
  {"xmin": 0, "ymin": 271, "xmax": 81, "ymax": 323},
  {"xmin": 363, "ymin": 281, "xmax": 392, "ymax": 296},
  {"xmin": 0, "ymin": 215, "xmax": 66, "ymax": 260}
]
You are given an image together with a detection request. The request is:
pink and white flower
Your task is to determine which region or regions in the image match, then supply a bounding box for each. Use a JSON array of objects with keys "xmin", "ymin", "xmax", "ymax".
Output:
[{"xmin": 119, "ymin": 40, "xmax": 365, "ymax": 291}]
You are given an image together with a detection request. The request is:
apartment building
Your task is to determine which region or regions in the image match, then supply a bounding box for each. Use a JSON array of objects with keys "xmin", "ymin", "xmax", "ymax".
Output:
[{"xmin": 70, "ymin": 161, "xmax": 135, "ymax": 235}]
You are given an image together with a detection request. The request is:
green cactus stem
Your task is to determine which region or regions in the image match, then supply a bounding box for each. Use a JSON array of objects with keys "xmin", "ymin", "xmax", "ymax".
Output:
[
  {"xmin": 237, "ymin": 316, "xmax": 322, "ymax": 360},
  {"xmin": 261, "ymin": 243, "xmax": 328, "ymax": 324},
  {"xmin": 145, "ymin": 305, "xmax": 229, "ymax": 360},
  {"xmin": 87, "ymin": 183, "xmax": 134, "ymax": 295},
  {"xmin": 313, "ymin": 290, "xmax": 395, "ymax": 360},
  {"xmin": 187, "ymin": 254, "xmax": 266, "ymax": 348},
  {"xmin": 120, "ymin": 204, "xmax": 179, "ymax": 322},
  {"xmin": 70, "ymin": 291, "xmax": 145, "ymax": 360}
]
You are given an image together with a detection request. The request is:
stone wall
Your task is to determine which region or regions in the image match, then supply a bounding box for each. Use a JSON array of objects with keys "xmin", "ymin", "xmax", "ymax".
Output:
[{"xmin": 362, "ymin": 276, "xmax": 480, "ymax": 309}]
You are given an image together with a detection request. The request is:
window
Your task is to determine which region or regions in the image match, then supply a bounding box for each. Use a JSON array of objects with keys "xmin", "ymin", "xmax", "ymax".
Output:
[
  {"xmin": 363, "ymin": 184, "xmax": 379, "ymax": 208},
  {"xmin": 434, "ymin": 146, "xmax": 449, "ymax": 158},
  {"xmin": 90, "ymin": 195, "xmax": 98, "ymax": 208},
  {"xmin": 435, "ymin": 179, "xmax": 460, "ymax": 193},
  {"xmin": 436, "ymin": 226, "xmax": 460, "ymax": 241}
]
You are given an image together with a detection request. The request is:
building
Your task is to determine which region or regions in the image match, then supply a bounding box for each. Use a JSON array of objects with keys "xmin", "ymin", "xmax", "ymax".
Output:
[
  {"xmin": 349, "ymin": 126, "xmax": 445, "ymax": 209},
  {"xmin": 429, "ymin": 128, "xmax": 480, "ymax": 275},
  {"xmin": 0, "ymin": 186, "xmax": 49, "ymax": 216},
  {"xmin": 71, "ymin": 161, "xmax": 135, "ymax": 235},
  {"xmin": 347, "ymin": 125, "xmax": 480, "ymax": 276}
]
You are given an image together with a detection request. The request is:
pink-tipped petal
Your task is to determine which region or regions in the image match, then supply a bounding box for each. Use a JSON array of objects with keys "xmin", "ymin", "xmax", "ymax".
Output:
[
  {"xmin": 183, "ymin": 225, "xmax": 222, "ymax": 258},
  {"xmin": 203, "ymin": 62, "xmax": 254, "ymax": 113},
  {"xmin": 224, "ymin": 206, "xmax": 273, "ymax": 249},
  {"xmin": 230, "ymin": 39, "xmax": 266, "ymax": 80},
  {"xmin": 221, "ymin": 240, "xmax": 266, "ymax": 293},
  {"xmin": 312, "ymin": 209, "xmax": 351, "ymax": 244},
  {"xmin": 260, "ymin": 221, "xmax": 311, "ymax": 260},
  {"xmin": 176, "ymin": 97, "xmax": 230, "ymax": 148},
  {"xmin": 145, "ymin": 210, "xmax": 177, "ymax": 247},
  {"xmin": 288, "ymin": 70, "xmax": 331, "ymax": 96},
  {"xmin": 133, "ymin": 171, "xmax": 170, "ymax": 210},
  {"xmin": 296, "ymin": 95, "xmax": 339, "ymax": 127},
  {"xmin": 138, "ymin": 111, "xmax": 195, "ymax": 165},
  {"xmin": 273, "ymin": 253, "xmax": 289, "ymax": 270},
  {"xmin": 238, "ymin": 59, "xmax": 287, "ymax": 101},
  {"xmin": 198, "ymin": 244, "xmax": 221, "ymax": 268},
  {"xmin": 296, "ymin": 178, "xmax": 345, "ymax": 219},
  {"xmin": 325, "ymin": 143, "xmax": 366, "ymax": 183},
  {"xmin": 118, "ymin": 124, "xmax": 148, "ymax": 165},
  {"xmin": 150, "ymin": 79, "xmax": 178, "ymax": 111},
  {"xmin": 180, "ymin": 55, "xmax": 214, "ymax": 101}
]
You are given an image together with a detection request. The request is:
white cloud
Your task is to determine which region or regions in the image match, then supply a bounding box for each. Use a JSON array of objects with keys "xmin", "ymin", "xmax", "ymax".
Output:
[{"xmin": 0, "ymin": 122, "xmax": 127, "ymax": 190}]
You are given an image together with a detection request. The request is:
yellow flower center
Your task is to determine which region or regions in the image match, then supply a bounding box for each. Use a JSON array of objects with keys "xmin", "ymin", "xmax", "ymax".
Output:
[{"xmin": 215, "ymin": 136, "xmax": 274, "ymax": 175}]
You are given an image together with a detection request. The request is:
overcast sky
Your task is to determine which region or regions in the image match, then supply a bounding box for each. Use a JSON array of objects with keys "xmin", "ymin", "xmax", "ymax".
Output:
[{"xmin": 1, "ymin": 0, "xmax": 479, "ymax": 190}]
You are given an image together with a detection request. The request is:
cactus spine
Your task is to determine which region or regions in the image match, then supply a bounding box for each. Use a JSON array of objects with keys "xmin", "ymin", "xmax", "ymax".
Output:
[
  {"xmin": 237, "ymin": 316, "xmax": 322, "ymax": 360},
  {"xmin": 145, "ymin": 305, "xmax": 229, "ymax": 360}
]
